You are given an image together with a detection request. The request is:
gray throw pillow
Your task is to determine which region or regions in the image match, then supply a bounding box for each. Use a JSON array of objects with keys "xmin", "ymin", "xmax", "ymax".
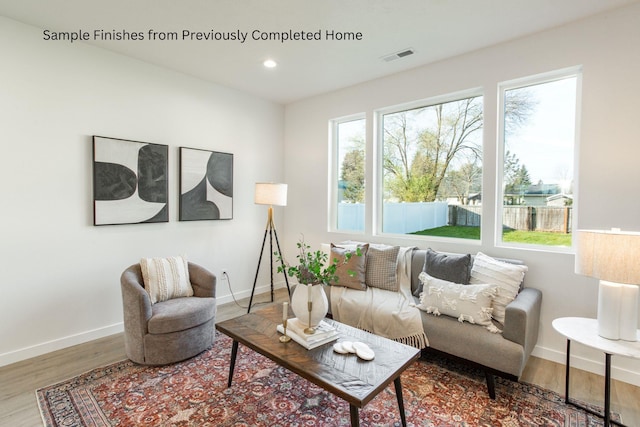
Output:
[{"xmin": 413, "ymin": 249, "xmax": 471, "ymax": 297}]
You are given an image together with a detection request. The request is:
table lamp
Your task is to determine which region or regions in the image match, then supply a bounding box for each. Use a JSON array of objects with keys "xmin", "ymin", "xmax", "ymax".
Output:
[
  {"xmin": 247, "ymin": 183, "xmax": 290, "ymax": 313},
  {"xmin": 575, "ymin": 229, "xmax": 640, "ymax": 341}
]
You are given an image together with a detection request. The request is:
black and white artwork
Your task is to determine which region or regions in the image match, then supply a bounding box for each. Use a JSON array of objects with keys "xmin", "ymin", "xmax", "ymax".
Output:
[
  {"xmin": 179, "ymin": 147, "xmax": 233, "ymax": 221},
  {"xmin": 93, "ymin": 136, "xmax": 168, "ymax": 225}
]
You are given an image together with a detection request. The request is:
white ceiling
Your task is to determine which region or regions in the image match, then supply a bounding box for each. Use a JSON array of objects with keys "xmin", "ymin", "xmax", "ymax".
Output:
[{"xmin": 1, "ymin": 0, "xmax": 637, "ymax": 104}]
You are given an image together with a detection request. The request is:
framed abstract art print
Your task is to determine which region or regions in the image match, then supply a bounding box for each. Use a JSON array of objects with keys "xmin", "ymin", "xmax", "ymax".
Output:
[
  {"xmin": 179, "ymin": 147, "xmax": 233, "ymax": 221},
  {"xmin": 92, "ymin": 136, "xmax": 168, "ymax": 225}
]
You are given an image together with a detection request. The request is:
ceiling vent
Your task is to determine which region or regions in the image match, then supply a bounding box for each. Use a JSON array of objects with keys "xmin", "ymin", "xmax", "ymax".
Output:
[{"xmin": 382, "ymin": 48, "xmax": 415, "ymax": 62}]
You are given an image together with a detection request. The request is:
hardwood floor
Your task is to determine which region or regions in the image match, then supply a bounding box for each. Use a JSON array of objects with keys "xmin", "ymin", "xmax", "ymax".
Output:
[{"xmin": 1, "ymin": 288, "xmax": 638, "ymax": 426}]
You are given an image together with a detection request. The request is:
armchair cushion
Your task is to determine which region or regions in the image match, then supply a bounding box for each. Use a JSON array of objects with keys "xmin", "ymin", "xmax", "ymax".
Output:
[
  {"xmin": 140, "ymin": 255, "xmax": 193, "ymax": 304},
  {"xmin": 148, "ymin": 297, "xmax": 216, "ymax": 335}
]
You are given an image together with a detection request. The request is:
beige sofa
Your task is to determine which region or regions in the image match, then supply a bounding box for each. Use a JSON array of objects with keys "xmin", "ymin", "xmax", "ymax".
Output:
[{"xmin": 327, "ymin": 247, "xmax": 542, "ymax": 399}]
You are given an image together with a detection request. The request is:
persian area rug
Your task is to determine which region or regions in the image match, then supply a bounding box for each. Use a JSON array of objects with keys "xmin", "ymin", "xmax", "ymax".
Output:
[{"xmin": 37, "ymin": 334, "xmax": 618, "ymax": 427}]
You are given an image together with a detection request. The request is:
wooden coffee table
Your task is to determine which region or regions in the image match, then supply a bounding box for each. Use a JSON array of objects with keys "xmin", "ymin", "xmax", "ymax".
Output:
[{"xmin": 216, "ymin": 305, "xmax": 420, "ymax": 427}]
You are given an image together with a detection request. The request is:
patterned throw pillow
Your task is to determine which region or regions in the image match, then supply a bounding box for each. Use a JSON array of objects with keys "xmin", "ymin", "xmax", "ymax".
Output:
[
  {"xmin": 140, "ymin": 255, "xmax": 193, "ymax": 304},
  {"xmin": 365, "ymin": 245, "xmax": 400, "ymax": 291},
  {"xmin": 330, "ymin": 243, "xmax": 369, "ymax": 290},
  {"xmin": 417, "ymin": 273, "xmax": 498, "ymax": 329},
  {"xmin": 469, "ymin": 252, "xmax": 528, "ymax": 324}
]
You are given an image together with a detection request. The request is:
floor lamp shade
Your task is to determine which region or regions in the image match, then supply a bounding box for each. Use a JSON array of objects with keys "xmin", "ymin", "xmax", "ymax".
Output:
[
  {"xmin": 575, "ymin": 229, "xmax": 640, "ymax": 341},
  {"xmin": 255, "ymin": 183, "xmax": 287, "ymax": 206}
]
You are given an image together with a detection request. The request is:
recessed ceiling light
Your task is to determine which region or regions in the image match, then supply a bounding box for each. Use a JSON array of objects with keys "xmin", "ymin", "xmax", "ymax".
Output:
[{"xmin": 263, "ymin": 59, "xmax": 277, "ymax": 68}]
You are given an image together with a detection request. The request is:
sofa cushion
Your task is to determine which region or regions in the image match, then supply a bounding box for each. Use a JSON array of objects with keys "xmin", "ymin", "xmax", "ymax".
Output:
[
  {"xmin": 140, "ymin": 255, "xmax": 193, "ymax": 304},
  {"xmin": 417, "ymin": 273, "xmax": 498, "ymax": 328},
  {"xmin": 414, "ymin": 249, "xmax": 471, "ymax": 296},
  {"xmin": 469, "ymin": 252, "xmax": 528, "ymax": 324},
  {"xmin": 330, "ymin": 243, "xmax": 368, "ymax": 290},
  {"xmin": 365, "ymin": 244, "xmax": 400, "ymax": 291},
  {"xmin": 148, "ymin": 296, "xmax": 216, "ymax": 334}
]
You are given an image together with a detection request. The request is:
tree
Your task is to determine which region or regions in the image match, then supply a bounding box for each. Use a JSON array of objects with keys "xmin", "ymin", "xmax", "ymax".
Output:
[
  {"xmin": 503, "ymin": 150, "xmax": 532, "ymax": 195},
  {"xmin": 440, "ymin": 161, "xmax": 482, "ymax": 204},
  {"xmin": 340, "ymin": 148, "xmax": 365, "ymax": 203},
  {"xmin": 383, "ymin": 92, "xmax": 535, "ymax": 204},
  {"xmin": 383, "ymin": 97, "xmax": 483, "ymax": 202}
]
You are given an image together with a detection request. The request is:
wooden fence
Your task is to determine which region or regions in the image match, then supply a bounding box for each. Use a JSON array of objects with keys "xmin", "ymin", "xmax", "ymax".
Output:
[{"xmin": 450, "ymin": 205, "xmax": 572, "ymax": 233}]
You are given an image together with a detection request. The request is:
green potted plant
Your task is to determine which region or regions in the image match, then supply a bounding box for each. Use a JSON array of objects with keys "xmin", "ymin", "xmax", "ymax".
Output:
[
  {"xmin": 276, "ymin": 239, "xmax": 358, "ymax": 285},
  {"xmin": 275, "ymin": 237, "xmax": 362, "ymax": 328}
]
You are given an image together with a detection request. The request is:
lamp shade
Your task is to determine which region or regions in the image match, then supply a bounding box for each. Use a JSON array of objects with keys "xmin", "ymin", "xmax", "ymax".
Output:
[
  {"xmin": 255, "ymin": 183, "xmax": 287, "ymax": 206},
  {"xmin": 575, "ymin": 229, "xmax": 640, "ymax": 285}
]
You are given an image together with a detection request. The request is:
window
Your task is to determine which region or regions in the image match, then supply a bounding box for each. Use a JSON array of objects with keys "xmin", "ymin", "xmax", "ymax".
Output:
[
  {"xmin": 498, "ymin": 70, "xmax": 580, "ymax": 249},
  {"xmin": 330, "ymin": 116, "xmax": 366, "ymax": 232},
  {"xmin": 379, "ymin": 92, "xmax": 483, "ymax": 239}
]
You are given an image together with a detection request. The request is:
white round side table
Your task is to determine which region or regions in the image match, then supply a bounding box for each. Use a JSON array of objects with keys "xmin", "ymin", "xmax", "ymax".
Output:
[{"xmin": 552, "ymin": 317, "xmax": 640, "ymax": 427}]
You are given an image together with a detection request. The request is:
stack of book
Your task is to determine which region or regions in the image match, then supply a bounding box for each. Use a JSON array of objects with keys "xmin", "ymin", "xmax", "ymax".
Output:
[{"xmin": 277, "ymin": 318, "xmax": 339, "ymax": 349}]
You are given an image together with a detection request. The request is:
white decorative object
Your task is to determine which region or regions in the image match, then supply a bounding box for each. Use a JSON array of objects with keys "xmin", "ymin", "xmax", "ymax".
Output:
[
  {"xmin": 290, "ymin": 284, "xmax": 329, "ymax": 328},
  {"xmin": 620, "ymin": 284, "xmax": 640, "ymax": 341},
  {"xmin": 575, "ymin": 229, "xmax": 640, "ymax": 341},
  {"xmin": 333, "ymin": 342, "xmax": 349, "ymax": 354},
  {"xmin": 597, "ymin": 281, "xmax": 622, "ymax": 340},
  {"xmin": 340, "ymin": 341, "xmax": 355, "ymax": 353},
  {"xmin": 353, "ymin": 342, "xmax": 375, "ymax": 360}
]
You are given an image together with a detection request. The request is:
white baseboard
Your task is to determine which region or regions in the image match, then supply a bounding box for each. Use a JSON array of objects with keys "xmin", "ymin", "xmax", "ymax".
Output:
[
  {"xmin": 532, "ymin": 345, "xmax": 640, "ymax": 387},
  {"xmin": 216, "ymin": 281, "xmax": 289, "ymax": 306},
  {"xmin": 0, "ymin": 322, "xmax": 124, "ymax": 368},
  {"xmin": 0, "ymin": 283, "xmax": 288, "ymax": 368}
]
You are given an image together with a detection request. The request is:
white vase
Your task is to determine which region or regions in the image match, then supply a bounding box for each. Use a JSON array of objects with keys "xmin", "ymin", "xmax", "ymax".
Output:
[{"xmin": 290, "ymin": 284, "xmax": 329, "ymax": 328}]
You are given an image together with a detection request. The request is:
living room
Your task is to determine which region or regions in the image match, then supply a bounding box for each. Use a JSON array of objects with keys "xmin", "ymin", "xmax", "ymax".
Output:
[{"xmin": 1, "ymin": 0, "xmax": 640, "ymax": 425}]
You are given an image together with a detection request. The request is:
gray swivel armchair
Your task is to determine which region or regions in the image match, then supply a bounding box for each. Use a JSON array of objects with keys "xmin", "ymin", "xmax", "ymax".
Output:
[{"xmin": 120, "ymin": 262, "xmax": 217, "ymax": 365}]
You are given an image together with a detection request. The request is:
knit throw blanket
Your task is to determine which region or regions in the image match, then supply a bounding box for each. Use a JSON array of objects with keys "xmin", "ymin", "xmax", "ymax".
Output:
[{"xmin": 330, "ymin": 246, "xmax": 428, "ymax": 349}]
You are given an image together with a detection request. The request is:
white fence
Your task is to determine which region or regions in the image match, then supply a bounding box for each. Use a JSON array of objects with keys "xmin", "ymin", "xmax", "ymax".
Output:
[{"xmin": 337, "ymin": 202, "xmax": 449, "ymax": 233}]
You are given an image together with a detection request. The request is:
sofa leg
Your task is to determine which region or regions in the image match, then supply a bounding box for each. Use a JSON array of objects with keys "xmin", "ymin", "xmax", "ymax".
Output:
[{"xmin": 485, "ymin": 371, "xmax": 496, "ymax": 399}]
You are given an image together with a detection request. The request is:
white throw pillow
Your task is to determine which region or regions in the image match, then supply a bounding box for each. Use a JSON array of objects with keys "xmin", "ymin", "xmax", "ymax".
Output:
[
  {"xmin": 140, "ymin": 255, "xmax": 193, "ymax": 304},
  {"xmin": 417, "ymin": 273, "xmax": 498, "ymax": 330},
  {"xmin": 469, "ymin": 252, "xmax": 528, "ymax": 324}
]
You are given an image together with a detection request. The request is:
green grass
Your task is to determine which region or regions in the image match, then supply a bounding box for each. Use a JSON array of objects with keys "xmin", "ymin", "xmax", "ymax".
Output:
[
  {"xmin": 411, "ymin": 225, "xmax": 572, "ymax": 246},
  {"xmin": 411, "ymin": 225, "xmax": 480, "ymax": 240},
  {"xmin": 502, "ymin": 229, "xmax": 572, "ymax": 246}
]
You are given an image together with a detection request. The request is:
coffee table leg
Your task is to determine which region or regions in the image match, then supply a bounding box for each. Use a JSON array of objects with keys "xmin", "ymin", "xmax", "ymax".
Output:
[
  {"xmin": 349, "ymin": 405, "xmax": 360, "ymax": 427},
  {"xmin": 227, "ymin": 340, "xmax": 239, "ymax": 387},
  {"xmin": 394, "ymin": 376, "xmax": 408, "ymax": 427}
]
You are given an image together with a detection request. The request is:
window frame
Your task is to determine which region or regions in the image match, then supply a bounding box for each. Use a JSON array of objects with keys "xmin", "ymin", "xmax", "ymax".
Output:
[
  {"xmin": 374, "ymin": 87, "xmax": 484, "ymax": 240},
  {"xmin": 328, "ymin": 113, "xmax": 367, "ymax": 234},
  {"xmin": 495, "ymin": 66, "xmax": 582, "ymax": 253}
]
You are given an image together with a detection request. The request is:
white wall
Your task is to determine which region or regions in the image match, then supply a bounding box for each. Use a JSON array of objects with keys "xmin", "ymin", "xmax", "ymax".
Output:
[
  {"xmin": 0, "ymin": 16, "xmax": 285, "ymax": 365},
  {"xmin": 283, "ymin": 3, "xmax": 640, "ymax": 385}
]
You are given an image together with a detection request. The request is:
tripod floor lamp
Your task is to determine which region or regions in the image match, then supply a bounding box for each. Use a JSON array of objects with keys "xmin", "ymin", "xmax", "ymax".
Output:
[{"xmin": 247, "ymin": 182, "xmax": 291, "ymax": 313}]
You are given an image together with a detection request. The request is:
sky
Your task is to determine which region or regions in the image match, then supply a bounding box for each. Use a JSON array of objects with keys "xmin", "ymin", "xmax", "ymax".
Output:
[{"xmin": 504, "ymin": 76, "xmax": 577, "ymax": 191}]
